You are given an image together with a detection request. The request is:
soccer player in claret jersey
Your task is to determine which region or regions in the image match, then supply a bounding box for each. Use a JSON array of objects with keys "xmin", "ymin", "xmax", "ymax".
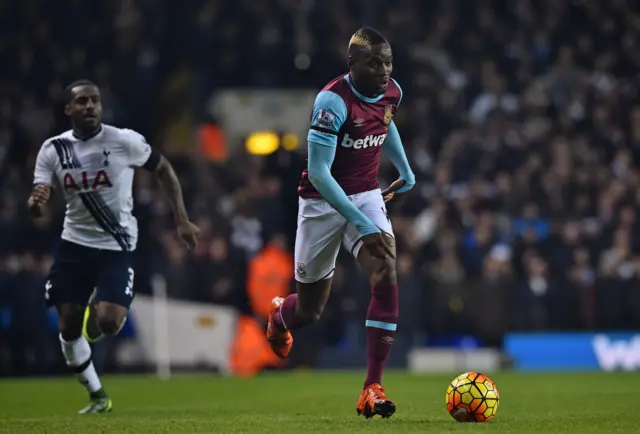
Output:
[
  {"xmin": 266, "ymin": 28, "xmax": 415, "ymax": 419},
  {"xmin": 28, "ymin": 80, "xmax": 200, "ymax": 413}
]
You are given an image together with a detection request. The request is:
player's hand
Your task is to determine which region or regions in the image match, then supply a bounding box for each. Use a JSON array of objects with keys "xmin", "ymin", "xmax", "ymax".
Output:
[
  {"xmin": 30, "ymin": 184, "xmax": 51, "ymax": 204},
  {"xmin": 361, "ymin": 232, "xmax": 395, "ymax": 260},
  {"xmin": 381, "ymin": 179, "xmax": 406, "ymax": 203},
  {"xmin": 28, "ymin": 184, "xmax": 50, "ymax": 217},
  {"xmin": 176, "ymin": 220, "xmax": 201, "ymax": 250}
]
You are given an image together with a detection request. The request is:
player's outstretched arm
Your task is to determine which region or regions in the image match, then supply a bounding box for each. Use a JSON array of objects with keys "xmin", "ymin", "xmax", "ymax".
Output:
[
  {"xmin": 381, "ymin": 121, "xmax": 415, "ymax": 197},
  {"xmin": 153, "ymin": 155, "xmax": 201, "ymax": 249}
]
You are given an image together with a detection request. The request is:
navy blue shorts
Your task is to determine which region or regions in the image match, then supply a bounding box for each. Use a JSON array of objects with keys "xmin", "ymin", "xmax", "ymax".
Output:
[{"xmin": 45, "ymin": 240, "xmax": 135, "ymax": 309}]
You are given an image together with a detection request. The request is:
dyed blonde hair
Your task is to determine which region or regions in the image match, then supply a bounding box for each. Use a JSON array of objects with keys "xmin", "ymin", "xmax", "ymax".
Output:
[{"xmin": 348, "ymin": 27, "xmax": 387, "ymax": 49}]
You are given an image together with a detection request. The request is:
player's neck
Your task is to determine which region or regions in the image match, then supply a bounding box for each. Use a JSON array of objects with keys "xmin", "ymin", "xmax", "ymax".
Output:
[
  {"xmin": 73, "ymin": 125, "xmax": 102, "ymax": 141},
  {"xmin": 348, "ymin": 72, "xmax": 380, "ymax": 99}
]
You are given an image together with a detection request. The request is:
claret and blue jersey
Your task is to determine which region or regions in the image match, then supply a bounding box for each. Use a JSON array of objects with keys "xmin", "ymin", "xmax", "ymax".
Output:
[
  {"xmin": 297, "ymin": 73, "xmax": 414, "ymax": 237},
  {"xmin": 298, "ymin": 74, "xmax": 405, "ymax": 198}
]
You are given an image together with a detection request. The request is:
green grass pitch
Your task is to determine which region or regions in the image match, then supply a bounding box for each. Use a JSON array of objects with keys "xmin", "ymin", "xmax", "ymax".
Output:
[{"xmin": 0, "ymin": 371, "xmax": 638, "ymax": 433}]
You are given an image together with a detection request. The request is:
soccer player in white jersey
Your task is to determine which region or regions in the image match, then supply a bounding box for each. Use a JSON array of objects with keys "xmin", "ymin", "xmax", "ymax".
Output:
[{"xmin": 28, "ymin": 80, "xmax": 200, "ymax": 413}]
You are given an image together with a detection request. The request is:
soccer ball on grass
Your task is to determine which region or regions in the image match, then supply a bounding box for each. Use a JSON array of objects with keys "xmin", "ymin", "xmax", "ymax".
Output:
[{"xmin": 446, "ymin": 371, "xmax": 499, "ymax": 422}]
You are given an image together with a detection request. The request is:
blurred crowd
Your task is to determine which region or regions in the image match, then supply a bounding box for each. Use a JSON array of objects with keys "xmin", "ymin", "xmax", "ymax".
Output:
[{"xmin": 2, "ymin": 0, "xmax": 640, "ymax": 373}]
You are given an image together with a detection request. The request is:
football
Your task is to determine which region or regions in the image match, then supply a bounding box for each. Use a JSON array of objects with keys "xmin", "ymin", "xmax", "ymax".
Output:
[{"xmin": 446, "ymin": 372, "xmax": 499, "ymax": 422}]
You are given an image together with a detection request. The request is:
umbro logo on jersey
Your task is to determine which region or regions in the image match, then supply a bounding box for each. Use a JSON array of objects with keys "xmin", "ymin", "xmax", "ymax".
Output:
[{"xmin": 341, "ymin": 133, "xmax": 387, "ymax": 149}]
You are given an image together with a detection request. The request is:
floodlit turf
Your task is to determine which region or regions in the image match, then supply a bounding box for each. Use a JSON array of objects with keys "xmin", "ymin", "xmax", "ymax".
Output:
[{"xmin": 0, "ymin": 371, "xmax": 638, "ymax": 433}]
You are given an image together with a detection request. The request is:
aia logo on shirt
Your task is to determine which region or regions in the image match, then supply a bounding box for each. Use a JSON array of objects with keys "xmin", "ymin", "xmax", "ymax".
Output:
[{"xmin": 63, "ymin": 170, "xmax": 113, "ymax": 191}]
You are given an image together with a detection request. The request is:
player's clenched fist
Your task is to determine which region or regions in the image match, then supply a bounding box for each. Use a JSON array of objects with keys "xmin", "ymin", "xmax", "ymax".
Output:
[
  {"xmin": 31, "ymin": 183, "xmax": 51, "ymax": 203},
  {"xmin": 176, "ymin": 220, "xmax": 201, "ymax": 250},
  {"xmin": 28, "ymin": 184, "xmax": 51, "ymax": 217}
]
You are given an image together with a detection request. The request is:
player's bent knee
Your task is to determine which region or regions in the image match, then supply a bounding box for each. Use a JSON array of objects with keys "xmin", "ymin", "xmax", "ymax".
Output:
[
  {"xmin": 59, "ymin": 322, "xmax": 83, "ymax": 341},
  {"xmin": 96, "ymin": 302, "xmax": 127, "ymax": 335},
  {"xmin": 97, "ymin": 316, "xmax": 122, "ymax": 335},
  {"xmin": 295, "ymin": 278, "xmax": 332, "ymax": 326},
  {"xmin": 97, "ymin": 312, "xmax": 126, "ymax": 335}
]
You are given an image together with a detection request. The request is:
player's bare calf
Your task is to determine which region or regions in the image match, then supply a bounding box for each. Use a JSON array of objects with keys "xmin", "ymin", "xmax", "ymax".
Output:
[{"xmin": 267, "ymin": 278, "xmax": 333, "ymax": 358}]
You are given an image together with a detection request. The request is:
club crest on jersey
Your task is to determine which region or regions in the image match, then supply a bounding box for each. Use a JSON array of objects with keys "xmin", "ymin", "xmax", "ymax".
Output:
[
  {"xmin": 296, "ymin": 262, "xmax": 307, "ymax": 278},
  {"xmin": 383, "ymin": 105, "xmax": 393, "ymax": 129},
  {"xmin": 103, "ymin": 149, "xmax": 111, "ymax": 167}
]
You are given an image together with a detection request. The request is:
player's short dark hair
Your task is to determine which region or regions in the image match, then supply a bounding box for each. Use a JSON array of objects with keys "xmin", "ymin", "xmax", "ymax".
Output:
[
  {"xmin": 64, "ymin": 79, "xmax": 98, "ymax": 104},
  {"xmin": 348, "ymin": 27, "xmax": 388, "ymax": 49}
]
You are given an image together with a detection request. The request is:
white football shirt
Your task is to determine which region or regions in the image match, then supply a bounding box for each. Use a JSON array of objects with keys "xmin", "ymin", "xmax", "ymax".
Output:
[{"xmin": 33, "ymin": 124, "xmax": 155, "ymax": 251}]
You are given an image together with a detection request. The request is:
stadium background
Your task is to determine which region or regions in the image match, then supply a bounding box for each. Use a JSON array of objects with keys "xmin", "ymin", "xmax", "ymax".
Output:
[{"xmin": 2, "ymin": 0, "xmax": 640, "ymax": 378}]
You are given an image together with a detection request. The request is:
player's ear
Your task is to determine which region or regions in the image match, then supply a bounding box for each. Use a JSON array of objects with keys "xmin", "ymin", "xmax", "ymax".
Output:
[{"xmin": 64, "ymin": 104, "xmax": 71, "ymax": 116}]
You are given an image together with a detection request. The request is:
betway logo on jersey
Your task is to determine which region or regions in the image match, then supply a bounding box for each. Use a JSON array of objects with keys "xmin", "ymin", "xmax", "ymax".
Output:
[
  {"xmin": 341, "ymin": 133, "xmax": 387, "ymax": 149},
  {"xmin": 592, "ymin": 334, "xmax": 640, "ymax": 371}
]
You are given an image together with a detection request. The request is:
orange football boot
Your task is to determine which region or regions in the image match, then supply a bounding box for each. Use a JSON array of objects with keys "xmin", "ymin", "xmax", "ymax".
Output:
[
  {"xmin": 356, "ymin": 383, "xmax": 396, "ymax": 419},
  {"xmin": 266, "ymin": 297, "xmax": 293, "ymax": 359}
]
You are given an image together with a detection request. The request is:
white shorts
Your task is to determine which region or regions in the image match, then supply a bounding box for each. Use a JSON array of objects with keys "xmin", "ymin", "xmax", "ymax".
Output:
[{"xmin": 294, "ymin": 188, "xmax": 394, "ymax": 283}]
